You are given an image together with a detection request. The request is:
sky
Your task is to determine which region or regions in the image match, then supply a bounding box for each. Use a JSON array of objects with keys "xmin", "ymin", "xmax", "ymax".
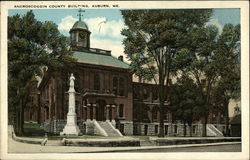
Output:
[{"xmin": 8, "ymin": 8, "xmax": 240, "ymax": 62}]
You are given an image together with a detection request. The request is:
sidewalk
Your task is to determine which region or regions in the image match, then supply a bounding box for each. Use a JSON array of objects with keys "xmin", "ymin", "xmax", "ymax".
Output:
[{"xmin": 8, "ymin": 135, "xmax": 241, "ymax": 153}]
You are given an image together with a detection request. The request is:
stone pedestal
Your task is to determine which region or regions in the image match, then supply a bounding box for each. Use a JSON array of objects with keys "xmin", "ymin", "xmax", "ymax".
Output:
[{"xmin": 60, "ymin": 73, "xmax": 80, "ymax": 136}]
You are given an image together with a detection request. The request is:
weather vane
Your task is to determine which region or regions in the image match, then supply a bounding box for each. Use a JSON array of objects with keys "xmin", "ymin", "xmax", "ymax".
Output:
[{"xmin": 77, "ymin": 8, "xmax": 85, "ymax": 21}]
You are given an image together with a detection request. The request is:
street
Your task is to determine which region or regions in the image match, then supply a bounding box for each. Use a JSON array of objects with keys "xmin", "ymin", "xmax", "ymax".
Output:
[{"xmin": 109, "ymin": 144, "xmax": 241, "ymax": 152}]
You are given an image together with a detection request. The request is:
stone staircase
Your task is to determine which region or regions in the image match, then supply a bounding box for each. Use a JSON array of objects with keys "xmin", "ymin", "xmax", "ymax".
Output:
[
  {"xmin": 97, "ymin": 121, "xmax": 123, "ymax": 137},
  {"xmin": 207, "ymin": 124, "xmax": 224, "ymax": 137}
]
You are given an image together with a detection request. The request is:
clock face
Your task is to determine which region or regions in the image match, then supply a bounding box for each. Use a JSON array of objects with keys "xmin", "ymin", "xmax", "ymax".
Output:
[{"xmin": 79, "ymin": 32, "xmax": 86, "ymax": 40}]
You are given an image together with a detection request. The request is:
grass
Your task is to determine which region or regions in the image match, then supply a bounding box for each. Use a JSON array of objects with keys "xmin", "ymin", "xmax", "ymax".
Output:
[
  {"xmin": 48, "ymin": 135, "xmax": 103, "ymax": 140},
  {"xmin": 23, "ymin": 122, "xmax": 45, "ymax": 137},
  {"xmin": 22, "ymin": 122, "xmax": 104, "ymax": 139},
  {"xmin": 131, "ymin": 136, "xmax": 151, "ymax": 140}
]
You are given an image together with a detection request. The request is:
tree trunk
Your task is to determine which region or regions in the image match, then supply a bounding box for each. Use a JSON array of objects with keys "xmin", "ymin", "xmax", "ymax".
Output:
[
  {"xmin": 37, "ymin": 92, "xmax": 41, "ymax": 124},
  {"xmin": 183, "ymin": 121, "xmax": 186, "ymax": 137},
  {"xmin": 189, "ymin": 124, "xmax": 192, "ymax": 137},
  {"xmin": 159, "ymin": 101, "xmax": 164, "ymax": 137},
  {"xmin": 18, "ymin": 96, "xmax": 24, "ymax": 135},
  {"xmin": 224, "ymin": 99, "xmax": 230, "ymax": 136},
  {"xmin": 158, "ymin": 72, "xmax": 165, "ymax": 137},
  {"xmin": 202, "ymin": 116, "xmax": 207, "ymax": 137}
]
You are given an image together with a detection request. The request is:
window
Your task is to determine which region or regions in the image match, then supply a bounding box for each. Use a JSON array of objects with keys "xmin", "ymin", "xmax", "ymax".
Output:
[
  {"xmin": 164, "ymin": 110, "xmax": 168, "ymax": 120},
  {"xmin": 119, "ymin": 104, "xmax": 124, "ymax": 117},
  {"xmin": 143, "ymin": 88, "xmax": 149, "ymax": 100},
  {"xmin": 155, "ymin": 125, "xmax": 158, "ymax": 134},
  {"xmin": 165, "ymin": 125, "xmax": 168, "ymax": 135},
  {"xmin": 133, "ymin": 106, "xmax": 138, "ymax": 120},
  {"xmin": 119, "ymin": 77, "xmax": 125, "ymax": 96},
  {"xmin": 143, "ymin": 108, "xmax": 149, "ymax": 120},
  {"xmin": 74, "ymin": 72, "xmax": 80, "ymax": 92},
  {"xmin": 174, "ymin": 125, "xmax": 178, "ymax": 133},
  {"xmin": 152, "ymin": 108, "xmax": 158, "ymax": 120},
  {"xmin": 63, "ymin": 73, "xmax": 70, "ymax": 89},
  {"xmin": 133, "ymin": 86, "xmax": 140, "ymax": 99},
  {"xmin": 221, "ymin": 113, "xmax": 224, "ymax": 118},
  {"xmin": 213, "ymin": 113, "xmax": 216, "ymax": 118},
  {"xmin": 212, "ymin": 113, "xmax": 216, "ymax": 121},
  {"xmin": 153, "ymin": 88, "xmax": 158, "ymax": 100},
  {"xmin": 94, "ymin": 74, "xmax": 100, "ymax": 90},
  {"xmin": 113, "ymin": 77, "xmax": 118, "ymax": 95},
  {"xmin": 192, "ymin": 125, "xmax": 196, "ymax": 134}
]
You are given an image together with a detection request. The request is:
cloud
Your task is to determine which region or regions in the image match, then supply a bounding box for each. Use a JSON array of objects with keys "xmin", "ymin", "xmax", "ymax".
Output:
[
  {"xmin": 58, "ymin": 16, "xmax": 125, "ymax": 39},
  {"xmin": 58, "ymin": 16, "xmax": 78, "ymax": 32},
  {"xmin": 206, "ymin": 18, "xmax": 223, "ymax": 34},
  {"xmin": 85, "ymin": 17, "xmax": 125, "ymax": 40}
]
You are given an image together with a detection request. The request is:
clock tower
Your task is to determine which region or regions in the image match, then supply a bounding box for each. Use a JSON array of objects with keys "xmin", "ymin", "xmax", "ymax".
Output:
[{"xmin": 70, "ymin": 9, "xmax": 90, "ymax": 50}]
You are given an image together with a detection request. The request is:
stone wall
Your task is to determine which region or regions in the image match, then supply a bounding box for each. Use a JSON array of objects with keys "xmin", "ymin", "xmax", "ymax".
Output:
[
  {"xmin": 132, "ymin": 122, "xmax": 206, "ymax": 137},
  {"xmin": 42, "ymin": 119, "xmax": 224, "ymax": 137},
  {"xmin": 122, "ymin": 121, "xmax": 133, "ymax": 135},
  {"xmin": 85, "ymin": 120, "xmax": 95, "ymax": 135}
]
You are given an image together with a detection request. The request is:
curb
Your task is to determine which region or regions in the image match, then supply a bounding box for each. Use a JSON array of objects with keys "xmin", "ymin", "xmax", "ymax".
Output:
[
  {"xmin": 12, "ymin": 131, "xmax": 46, "ymax": 145},
  {"xmin": 84, "ymin": 142, "xmax": 241, "ymax": 153},
  {"xmin": 63, "ymin": 138, "xmax": 141, "ymax": 147}
]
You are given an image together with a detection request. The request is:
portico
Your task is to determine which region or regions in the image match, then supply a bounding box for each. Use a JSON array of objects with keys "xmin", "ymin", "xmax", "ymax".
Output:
[{"xmin": 84, "ymin": 101, "xmax": 117, "ymax": 122}]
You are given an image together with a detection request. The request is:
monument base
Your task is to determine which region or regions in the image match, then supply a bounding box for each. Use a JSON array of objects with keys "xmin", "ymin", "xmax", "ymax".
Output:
[{"xmin": 60, "ymin": 124, "xmax": 80, "ymax": 136}]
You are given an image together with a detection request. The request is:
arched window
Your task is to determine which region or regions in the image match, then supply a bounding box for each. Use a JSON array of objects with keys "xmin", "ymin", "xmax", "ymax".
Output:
[
  {"xmin": 94, "ymin": 73, "xmax": 100, "ymax": 90},
  {"xmin": 113, "ymin": 77, "xmax": 118, "ymax": 95},
  {"xmin": 119, "ymin": 77, "xmax": 125, "ymax": 96}
]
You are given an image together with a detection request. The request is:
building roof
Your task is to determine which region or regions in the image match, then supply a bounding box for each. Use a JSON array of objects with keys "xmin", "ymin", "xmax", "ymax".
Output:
[
  {"xmin": 71, "ymin": 20, "xmax": 89, "ymax": 30},
  {"xmin": 73, "ymin": 50, "xmax": 130, "ymax": 69},
  {"xmin": 230, "ymin": 114, "xmax": 241, "ymax": 125}
]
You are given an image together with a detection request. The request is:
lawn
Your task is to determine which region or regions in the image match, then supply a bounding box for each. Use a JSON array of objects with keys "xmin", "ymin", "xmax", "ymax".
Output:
[
  {"xmin": 23, "ymin": 122, "xmax": 104, "ymax": 139},
  {"xmin": 131, "ymin": 136, "xmax": 151, "ymax": 140},
  {"xmin": 23, "ymin": 122, "xmax": 45, "ymax": 137}
]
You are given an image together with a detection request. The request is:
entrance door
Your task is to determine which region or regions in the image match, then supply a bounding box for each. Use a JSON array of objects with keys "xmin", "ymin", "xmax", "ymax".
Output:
[{"xmin": 96, "ymin": 100, "xmax": 106, "ymax": 121}]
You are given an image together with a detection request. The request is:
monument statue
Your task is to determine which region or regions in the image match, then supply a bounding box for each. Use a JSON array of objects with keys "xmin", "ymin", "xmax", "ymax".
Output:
[{"xmin": 60, "ymin": 73, "xmax": 80, "ymax": 136}]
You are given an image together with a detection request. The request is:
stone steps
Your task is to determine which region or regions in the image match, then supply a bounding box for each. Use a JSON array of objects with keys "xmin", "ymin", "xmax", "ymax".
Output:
[{"xmin": 98, "ymin": 121, "xmax": 121, "ymax": 137}]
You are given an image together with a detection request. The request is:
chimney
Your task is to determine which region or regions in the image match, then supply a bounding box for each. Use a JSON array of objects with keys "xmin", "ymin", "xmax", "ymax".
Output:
[{"xmin": 118, "ymin": 55, "xmax": 123, "ymax": 62}]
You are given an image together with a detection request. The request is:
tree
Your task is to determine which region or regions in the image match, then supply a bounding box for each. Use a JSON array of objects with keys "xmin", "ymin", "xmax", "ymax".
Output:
[
  {"xmin": 213, "ymin": 24, "xmax": 240, "ymax": 136},
  {"xmin": 8, "ymin": 11, "xmax": 76, "ymax": 135},
  {"xmin": 184, "ymin": 25, "xmax": 220, "ymax": 137},
  {"xmin": 170, "ymin": 74, "xmax": 204, "ymax": 137},
  {"xmin": 178, "ymin": 23, "xmax": 240, "ymax": 136},
  {"xmin": 121, "ymin": 9, "xmax": 212, "ymax": 137}
]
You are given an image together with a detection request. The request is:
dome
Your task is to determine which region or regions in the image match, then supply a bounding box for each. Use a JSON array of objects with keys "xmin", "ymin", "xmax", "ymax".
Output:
[{"xmin": 71, "ymin": 20, "xmax": 89, "ymax": 30}]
